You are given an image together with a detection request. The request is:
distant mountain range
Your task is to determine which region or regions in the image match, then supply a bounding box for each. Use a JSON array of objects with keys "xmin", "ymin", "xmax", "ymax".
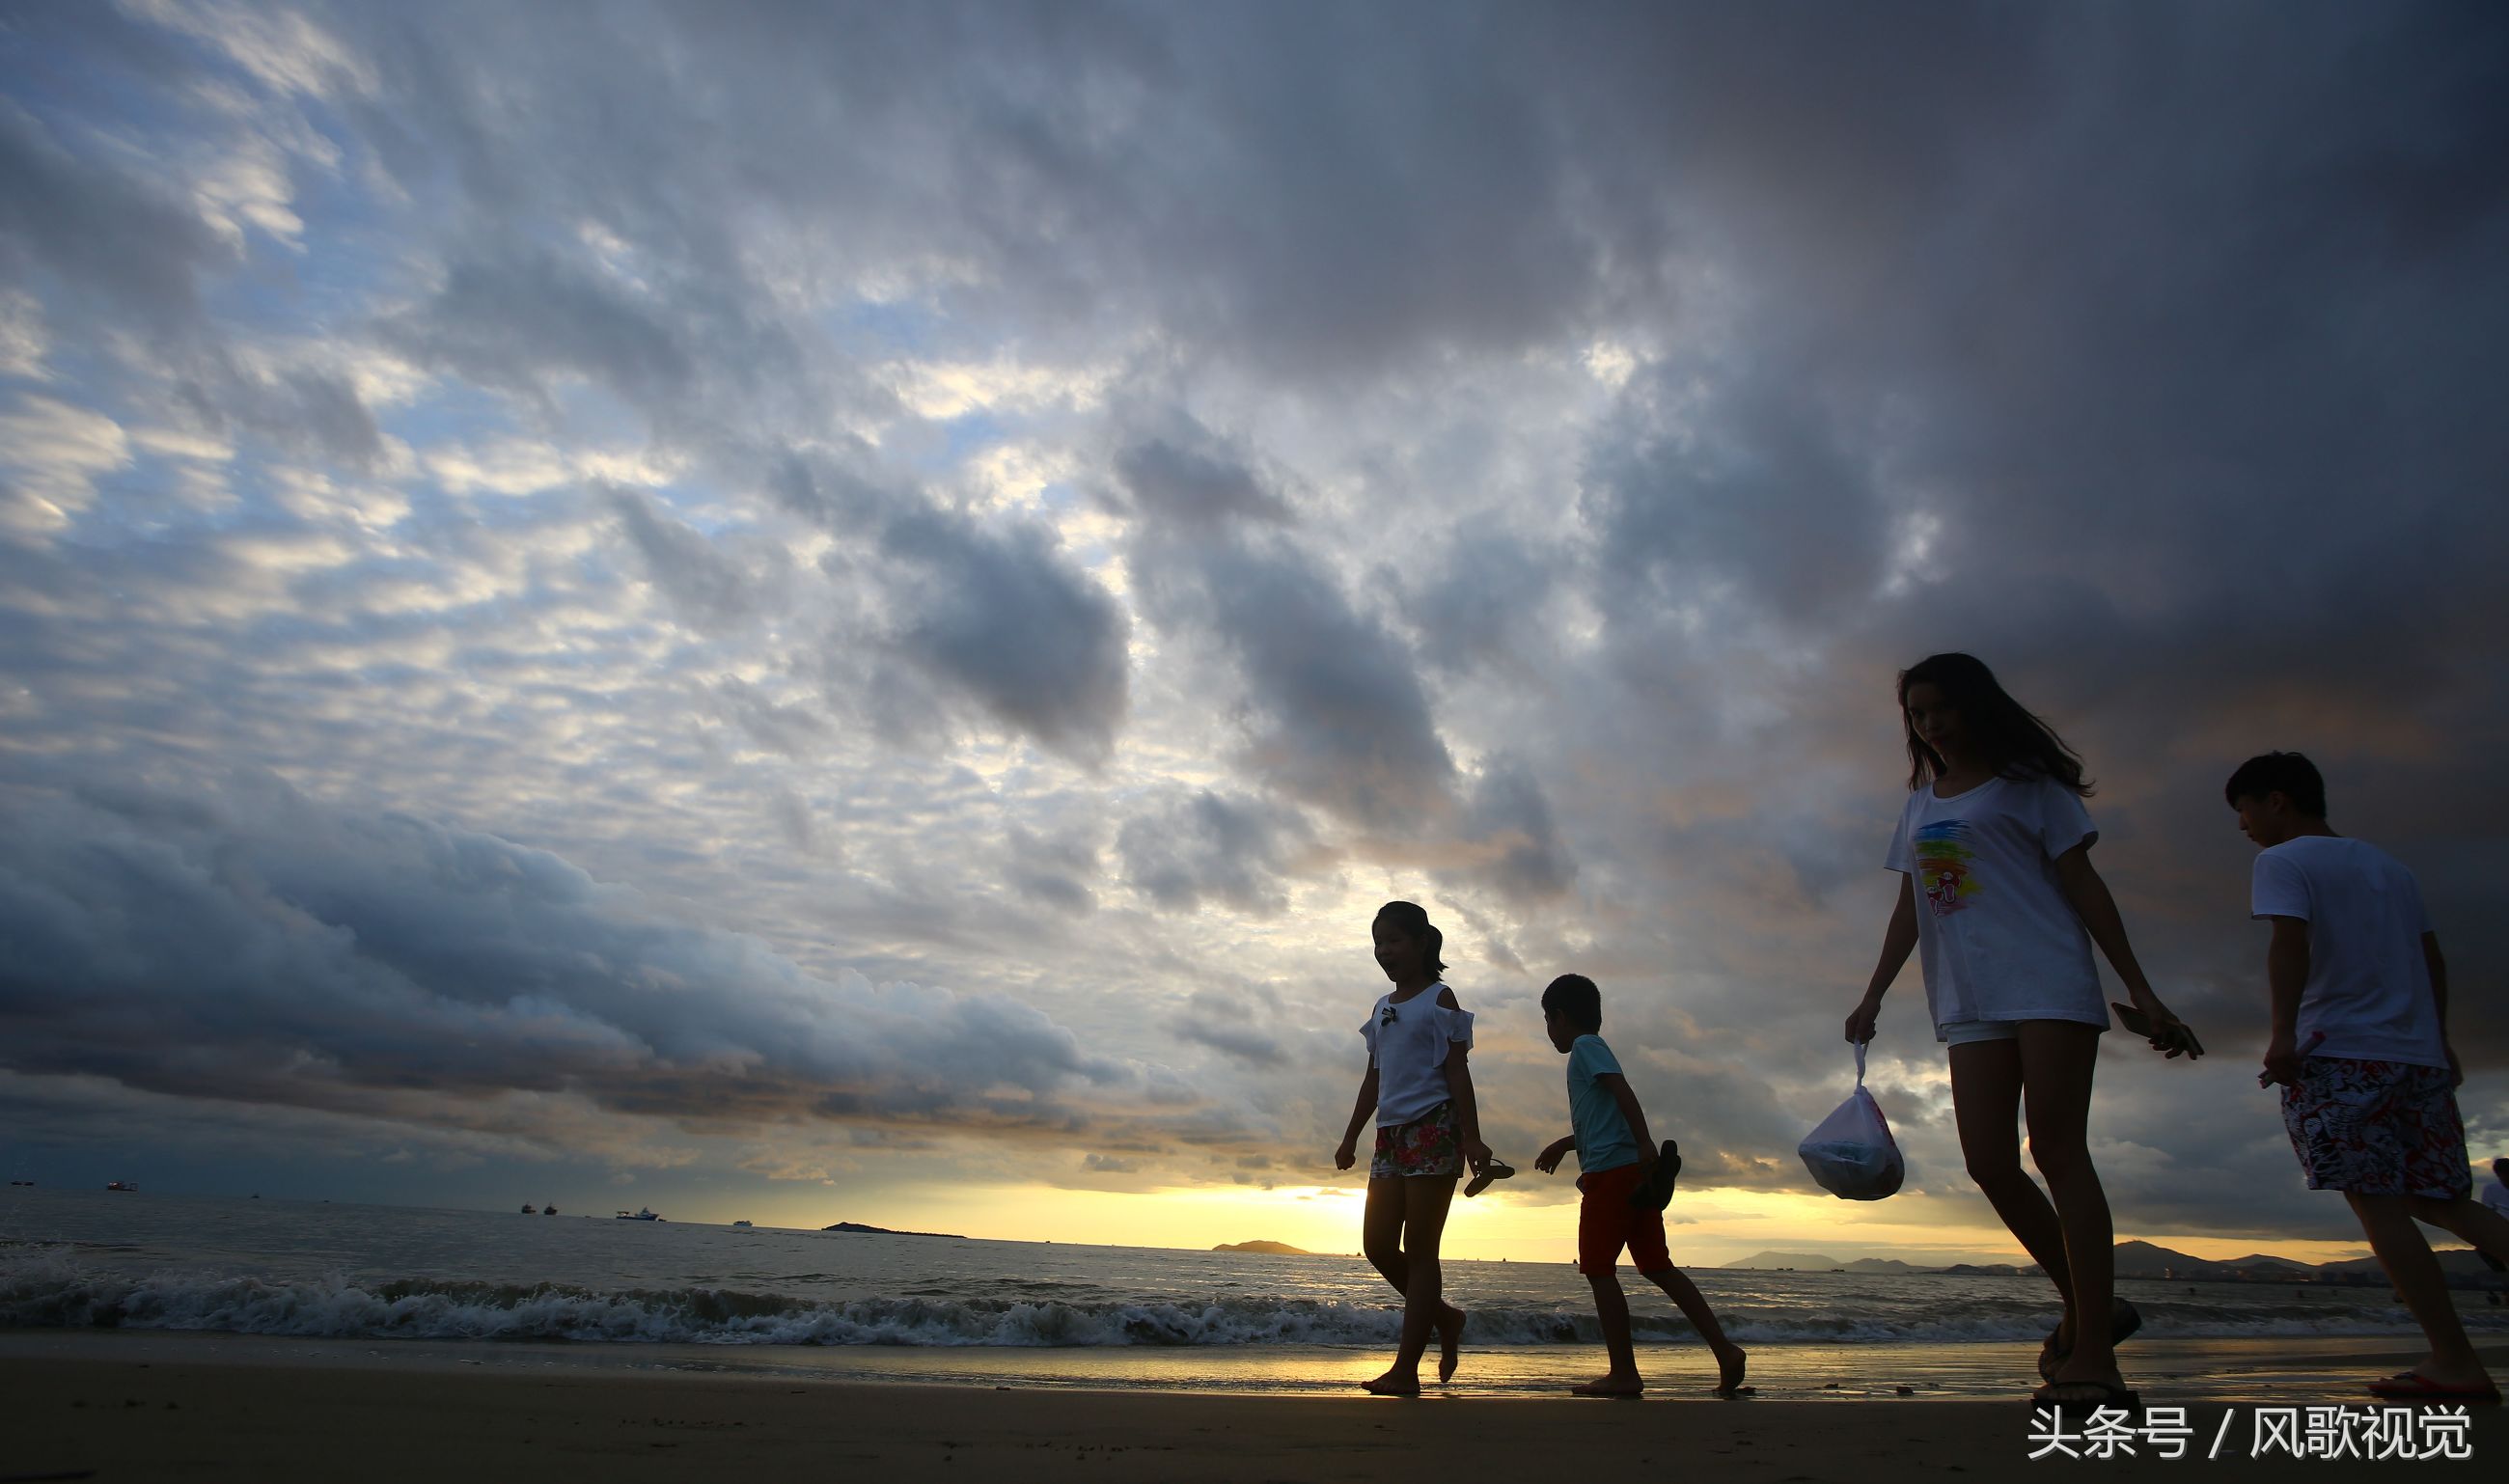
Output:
[
  {"xmin": 1723, "ymin": 1250, "xmax": 1923, "ymax": 1275},
  {"xmin": 1726, "ymin": 1240, "xmax": 2496, "ymax": 1285},
  {"xmin": 1214, "ymin": 1240, "xmax": 1315, "ymax": 1255}
]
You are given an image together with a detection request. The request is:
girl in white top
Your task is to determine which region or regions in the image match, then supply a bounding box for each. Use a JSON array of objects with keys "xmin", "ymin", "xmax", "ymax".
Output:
[
  {"xmin": 1334, "ymin": 900, "xmax": 1490, "ymax": 1396},
  {"xmin": 1842, "ymin": 653, "xmax": 2195, "ymax": 1411}
]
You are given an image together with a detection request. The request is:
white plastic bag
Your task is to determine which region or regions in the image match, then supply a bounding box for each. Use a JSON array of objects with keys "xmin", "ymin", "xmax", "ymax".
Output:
[{"xmin": 1798, "ymin": 1042, "xmax": 1905, "ymax": 1200}]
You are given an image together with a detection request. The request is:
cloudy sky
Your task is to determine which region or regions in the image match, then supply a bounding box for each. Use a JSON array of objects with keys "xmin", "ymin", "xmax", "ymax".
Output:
[{"xmin": 2, "ymin": 0, "xmax": 2503, "ymax": 1265}]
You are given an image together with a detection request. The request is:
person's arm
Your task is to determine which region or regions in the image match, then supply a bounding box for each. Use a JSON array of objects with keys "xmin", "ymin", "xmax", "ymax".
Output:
[
  {"xmin": 1600, "ymin": 1073, "xmax": 1658, "ymax": 1175},
  {"xmin": 2260, "ymin": 916, "xmax": 2310, "ymax": 1086},
  {"xmin": 1442, "ymin": 1047, "xmax": 1492, "ymax": 1171},
  {"xmin": 2425, "ymin": 931, "xmax": 2458, "ymax": 1086},
  {"xmin": 1335, "ymin": 1066, "xmax": 1379, "ymax": 1170},
  {"xmin": 1846, "ymin": 875, "xmax": 1918, "ymax": 1043},
  {"xmin": 2054, "ymin": 842, "xmax": 2195, "ymax": 1052},
  {"xmin": 1436, "ymin": 987, "xmax": 1491, "ymax": 1170},
  {"xmin": 1533, "ymin": 1134, "xmax": 1577, "ymax": 1173}
]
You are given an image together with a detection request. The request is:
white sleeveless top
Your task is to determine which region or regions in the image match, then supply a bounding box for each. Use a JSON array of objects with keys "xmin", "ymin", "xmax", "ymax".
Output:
[{"xmin": 1359, "ymin": 985, "xmax": 1475, "ymax": 1126}]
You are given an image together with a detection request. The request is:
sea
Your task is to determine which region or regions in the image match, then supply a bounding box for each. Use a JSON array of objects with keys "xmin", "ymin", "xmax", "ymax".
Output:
[{"xmin": 5, "ymin": 1187, "xmax": 2502, "ymax": 1400}]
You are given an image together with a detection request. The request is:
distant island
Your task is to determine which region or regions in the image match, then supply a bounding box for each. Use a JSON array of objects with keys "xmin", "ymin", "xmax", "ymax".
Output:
[
  {"xmin": 1213, "ymin": 1240, "xmax": 1314, "ymax": 1255},
  {"xmin": 1725, "ymin": 1240, "xmax": 2495, "ymax": 1288},
  {"xmin": 822, "ymin": 1221, "xmax": 966, "ymax": 1239}
]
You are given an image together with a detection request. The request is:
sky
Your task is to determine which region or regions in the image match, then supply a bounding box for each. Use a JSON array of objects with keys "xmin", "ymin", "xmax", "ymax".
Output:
[{"xmin": 1, "ymin": 0, "xmax": 2504, "ymax": 1269}]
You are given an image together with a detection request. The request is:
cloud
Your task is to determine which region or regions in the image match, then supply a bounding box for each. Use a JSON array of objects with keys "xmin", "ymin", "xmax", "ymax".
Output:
[
  {"xmin": 383, "ymin": 244, "xmax": 695, "ymax": 413},
  {"xmin": 1133, "ymin": 521, "xmax": 1457, "ymax": 832},
  {"xmin": 0, "ymin": 769, "xmax": 1148, "ymax": 1143},
  {"xmin": 0, "ymin": 394, "xmax": 130, "ymax": 534},
  {"xmin": 1110, "ymin": 413, "xmax": 1294, "ymax": 527},
  {"xmin": 880, "ymin": 508, "xmax": 1131, "ymax": 764},
  {"xmin": 603, "ymin": 484, "xmax": 775, "ymax": 630},
  {"xmin": 1002, "ymin": 822, "xmax": 1101, "ymax": 916},
  {"xmin": 1170, "ymin": 987, "xmax": 1288, "ymax": 1069},
  {"xmin": 1459, "ymin": 758, "xmax": 1577, "ymax": 903},
  {"xmin": 1117, "ymin": 788, "xmax": 1314, "ymax": 917},
  {"xmin": 0, "ymin": 98, "xmax": 223, "ymax": 329},
  {"xmin": 0, "ymin": 0, "xmax": 2502, "ymax": 1238}
]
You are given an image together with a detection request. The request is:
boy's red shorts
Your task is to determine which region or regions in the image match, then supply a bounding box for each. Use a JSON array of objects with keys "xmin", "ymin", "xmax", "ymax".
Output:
[{"xmin": 1577, "ymin": 1162, "xmax": 1670, "ymax": 1276}]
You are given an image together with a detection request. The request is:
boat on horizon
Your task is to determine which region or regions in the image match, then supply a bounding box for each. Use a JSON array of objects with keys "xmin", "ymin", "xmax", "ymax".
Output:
[
  {"xmin": 542, "ymin": 1205, "xmax": 556, "ymax": 1215},
  {"xmin": 106, "ymin": 1181, "xmax": 137, "ymax": 1192},
  {"xmin": 731, "ymin": 1219, "xmax": 753, "ymax": 1228},
  {"xmin": 615, "ymin": 1207, "xmax": 663, "ymax": 1221}
]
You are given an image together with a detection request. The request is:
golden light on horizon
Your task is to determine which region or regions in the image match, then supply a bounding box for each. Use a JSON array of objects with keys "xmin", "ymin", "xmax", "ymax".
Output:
[{"xmin": 735, "ymin": 1179, "xmax": 2383, "ymax": 1269}]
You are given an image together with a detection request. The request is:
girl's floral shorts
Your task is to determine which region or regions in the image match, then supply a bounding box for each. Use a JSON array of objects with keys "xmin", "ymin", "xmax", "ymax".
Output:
[
  {"xmin": 1371, "ymin": 1100, "xmax": 1462, "ymax": 1179},
  {"xmin": 2280, "ymin": 1056, "xmax": 2470, "ymax": 1198}
]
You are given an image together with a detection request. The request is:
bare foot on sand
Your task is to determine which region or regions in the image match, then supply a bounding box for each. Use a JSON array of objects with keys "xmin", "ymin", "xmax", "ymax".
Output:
[
  {"xmin": 1438, "ymin": 1305, "xmax": 1466, "ymax": 1384},
  {"xmin": 1572, "ymin": 1372, "xmax": 1643, "ymax": 1397},
  {"xmin": 1362, "ymin": 1371, "xmax": 1421, "ymax": 1397},
  {"xmin": 1715, "ymin": 1344, "xmax": 1751, "ymax": 1397}
]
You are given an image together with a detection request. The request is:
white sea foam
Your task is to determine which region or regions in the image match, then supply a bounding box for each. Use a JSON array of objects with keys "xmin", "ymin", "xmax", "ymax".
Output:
[{"xmin": 1, "ymin": 1249, "xmax": 2484, "ymax": 1349}]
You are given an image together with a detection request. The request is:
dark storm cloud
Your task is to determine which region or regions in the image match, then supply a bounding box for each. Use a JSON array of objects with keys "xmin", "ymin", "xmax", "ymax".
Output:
[
  {"xmin": 1109, "ymin": 413, "xmax": 1294, "ymax": 527},
  {"xmin": 1396, "ymin": 530, "xmax": 1559, "ymax": 677},
  {"xmin": 0, "ymin": 99, "xmax": 221, "ymax": 328},
  {"xmin": 0, "ymin": 770, "xmax": 1144, "ymax": 1137},
  {"xmin": 1460, "ymin": 758, "xmax": 1577, "ymax": 903},
  {"xmin": 383, "ymin": 245, "xmax": 694, "ymax": 410},
  {"xmin": 1583, "ymin": 359, "xmax": 1889, "ymax": 627},
  {"xmin": 881, "ymin": 508, "xmax": 1130, "ymax": 764},
  {"xmin": 1002, "ymin": 822, "xmax": 1101, "ymax": 916},
  {"xmin": 1170, "ymin": 987, "xmax": 1291, "ymax": 1070},
  {"xmin": 1117, "ymin": 788, "xmax": 1314, "ymax": 917},
  {"xmin": 1132, "ymin": 523, "xmax": 1457, "ymax": 830}
]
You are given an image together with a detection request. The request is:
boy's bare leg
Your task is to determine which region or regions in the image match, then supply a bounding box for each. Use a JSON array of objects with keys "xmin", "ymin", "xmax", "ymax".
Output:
[
  {"xmin": 2405, "ymin": 1195, "xmax": 2509, "ymax": 1265},
  {"xmin": 1640, "ymin": 1266, "xmax": 1749, "ymax": 1394},
  {"xmin": 1361, "ymin": 1175, "xmax": 1467, "ymax": 1381},
  {"xmin": 2351, "ymin": 1193, "xmax": 2491, "ymax": 1388},
  {"xmin": 1948, "ymin": 1040, "xmax": 2079, "ymax": 1353},
  {"xmin": 1575, "ymin": 1269, "xmax": 1642, "ymax": 1395},
  {"xmin": 2020, "ymin": 1021, "xmax": 2120, "ymax": 1388},
  {"xmin": 1365, "ymin": 1175, "xmax": 1458, "ymax": 1395}
]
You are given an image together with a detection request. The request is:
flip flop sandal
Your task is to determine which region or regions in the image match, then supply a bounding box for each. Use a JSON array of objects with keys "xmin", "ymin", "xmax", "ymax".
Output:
[
  {"xmin": 2038, "ymin": 1298, "xmax": 2143, "ymax": 1383},
  {"xmin": 1463, "ymin": 1159, "xmax": 1516, "ymax": 1197},
  {"xmin": 1626, "ymin": 1140, "xmax": 1682, "ymax": 1211},
  {"xmin": 2365, "ymin": 1371, "xmax": 2503, "ymax": 1403}
]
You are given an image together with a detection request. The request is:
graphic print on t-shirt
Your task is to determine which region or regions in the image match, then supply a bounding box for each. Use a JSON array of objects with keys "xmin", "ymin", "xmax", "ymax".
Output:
[{"xmin": 1914, "ymin": 820, "xmax": 1978, "ymax": 918}]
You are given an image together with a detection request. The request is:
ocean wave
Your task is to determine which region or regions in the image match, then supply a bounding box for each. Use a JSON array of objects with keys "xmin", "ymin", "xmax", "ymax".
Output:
[{"xmin": 0, "ymin": 1251, "xmax": 2482, "ymax": 1349}]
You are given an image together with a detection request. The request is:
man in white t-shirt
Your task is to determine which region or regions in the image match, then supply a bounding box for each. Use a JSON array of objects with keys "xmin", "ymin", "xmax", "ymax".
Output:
[{"xmin": 2228, "ymin": 752, "xmax": 2509, "ymax": 1400}]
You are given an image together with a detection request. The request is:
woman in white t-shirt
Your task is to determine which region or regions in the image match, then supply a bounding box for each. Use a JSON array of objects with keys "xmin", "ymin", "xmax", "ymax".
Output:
[
  {"xmin": 1334, "ymin": 900, "xmax": 1492, "ymax": 1395},
  {"xmin": 1841, "ymin": 653, "xmax": 2197, "ymax": 1411}
]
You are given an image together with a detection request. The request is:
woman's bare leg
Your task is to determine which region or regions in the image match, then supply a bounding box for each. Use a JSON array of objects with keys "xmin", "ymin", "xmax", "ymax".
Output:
[
  {"xmin": 1949, "ymin": 1038, "xmax": 2077, "ymax": 1342},
  {"xmin": 2018, "ymin": 1020, "xmax": 2119, "ymax": 1388}
]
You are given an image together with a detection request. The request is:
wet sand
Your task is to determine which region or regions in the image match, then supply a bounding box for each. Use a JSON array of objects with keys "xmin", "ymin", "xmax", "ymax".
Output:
[{"xmin": 6, "ymin": 1332, "xmax": 2504, "ymax": 1481}]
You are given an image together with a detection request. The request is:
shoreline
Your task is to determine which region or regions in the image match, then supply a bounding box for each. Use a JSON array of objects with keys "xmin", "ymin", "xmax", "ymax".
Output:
[
  {"xmin": 9, "ymin": 1336, "xmax": 2504, "ymax": 1482},
  {"xmin": 6, "ymin": 1327, "xmax": 2504, "ymax": 1402}
]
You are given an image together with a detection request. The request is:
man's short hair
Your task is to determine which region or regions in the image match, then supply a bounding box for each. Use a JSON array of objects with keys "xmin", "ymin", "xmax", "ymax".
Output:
[
  {"xmin": 1540, "ymin": 974, "xmax": 1602, "ymax": 1033},
  {"xmin": 2224, "ymin": 751, "xmax": 2328, "ymax": 817}
]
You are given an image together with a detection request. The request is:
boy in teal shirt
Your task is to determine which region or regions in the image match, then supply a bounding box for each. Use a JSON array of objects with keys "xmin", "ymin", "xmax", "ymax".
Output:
[{"xmin": 1535, "ymin": 974, "xmax": 1748, "ymax": 1396}]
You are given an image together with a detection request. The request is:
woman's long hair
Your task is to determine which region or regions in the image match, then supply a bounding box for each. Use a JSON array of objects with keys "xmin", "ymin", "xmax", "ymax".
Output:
[
  {"xmin": 1898, "ymin": 652, "xmax": 2091, "ymax": 797},
  {"xmin": 1374, "ymin": 900, "xmax": 1448, "ymax": 980}
]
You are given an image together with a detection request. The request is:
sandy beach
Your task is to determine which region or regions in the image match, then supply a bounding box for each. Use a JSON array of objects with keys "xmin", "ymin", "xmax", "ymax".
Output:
[{"xmin": 8, "ymin": 1332, "xmax": 2504, "ymax": 1482}]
